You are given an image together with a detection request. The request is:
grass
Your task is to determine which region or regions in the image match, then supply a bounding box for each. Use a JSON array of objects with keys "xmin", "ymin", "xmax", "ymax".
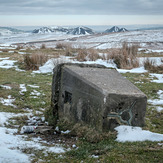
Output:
[
  {"xmin": 0, "ymin": 68, "xmax": 52, "ymax": 113},
  {"xmin": 0, "ymin": 49, "xmax": 163, "ymax": 162}
]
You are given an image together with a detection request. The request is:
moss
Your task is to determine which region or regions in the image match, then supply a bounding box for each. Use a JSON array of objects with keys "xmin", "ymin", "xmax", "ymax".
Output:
[{"xmin": 44, "ymin": 106, "xmax": 57, "ymax": 127}]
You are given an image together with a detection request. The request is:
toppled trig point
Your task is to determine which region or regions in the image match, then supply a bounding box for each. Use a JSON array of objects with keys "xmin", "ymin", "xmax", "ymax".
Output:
[{"xmin": 51, "ymin": 63, "xmax": 147, "ymax": 131}]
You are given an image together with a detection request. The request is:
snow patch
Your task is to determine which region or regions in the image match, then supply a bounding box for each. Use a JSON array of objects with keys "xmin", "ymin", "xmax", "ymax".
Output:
[
  {"xmin": 0, "ymin": 112, "xmax": 65, "ymax": 162},
  {"xmin": 115, "ymin": 125, "xmax": 163, "ymax": 142},
  {"xmin": 156, "ymin": 106, "xmax": 163, "ymax": 112},
  {"xmin": 0, "ymin": 85, "xmax": 12, "ymax": 89},
  {"xmin": 30, "ymin": 90, "xmax": 41, "ymax": 96},
  {"xmin": 148, "ymin": 90, "xmax": 163, "ymax": 107},
  {"xmin": 0, "ymin": 59, "xmax": 17, "ymax": 69},
  {"xmin": 117, "ymin": 66, "xmax": 147, "ymax": 74},
  {"xmin": 0, "ymin": 95, "xmax": 16, "ymax": 108},
  {"xmin": 19, "ymin": 84, "xmax": 27, "ymax": 95},
  {"xmin": 27, "ymin": 84, "xmax": 39, "ymax": 88},
  {"xmin": 150, "ymin": 73, "xmax": 163, "ymax": 83},
  {"xmin": 139, "ymin": 57, "xmax": 163, "ymax": 66}
]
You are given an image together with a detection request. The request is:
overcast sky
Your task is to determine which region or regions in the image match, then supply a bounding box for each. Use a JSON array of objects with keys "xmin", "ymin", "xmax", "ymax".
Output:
[{"xmin": 0, "ymin": 0, "xmax": 163, "ymax": 26}]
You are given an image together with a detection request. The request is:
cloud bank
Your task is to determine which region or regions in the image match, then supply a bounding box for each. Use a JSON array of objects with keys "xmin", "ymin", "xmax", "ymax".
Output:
[{"xmin": 0, "ymin": 0, "xmax": 162, "ymax": 15}]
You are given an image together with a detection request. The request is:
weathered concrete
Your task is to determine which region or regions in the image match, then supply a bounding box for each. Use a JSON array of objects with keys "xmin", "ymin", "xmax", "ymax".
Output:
[{"xmin": 51, "ymin": 63, "xmax": 147, "ymax": 131}]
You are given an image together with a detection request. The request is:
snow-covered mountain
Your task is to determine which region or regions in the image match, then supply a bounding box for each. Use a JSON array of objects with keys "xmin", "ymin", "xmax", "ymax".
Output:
[
  {"xmin": 0, "ymin": 27, "xmax": 24, "ymax": 36},
  {"xmin": 104, "ymin": 26, "xmax": 120, "ymax": 33},
  {"xmin": 119, "ymin": 28, "xmax": 128, "ymax": 32},
  {"xmin": 32, "ymin": 26, "xmax": 70, "ymax": 34},
  {"xmin": 32, "ymin": 27, "xmax": 54, "ymax": 34},
  {"xmin": 67, "ymin": 26, "xmax": 94, "ymax": 35},
  {"xmin": 32, "ymin": 26, "xmax": 95, "ymax": 35},
  {"xmin": 104, "ymin": 26, "xmax": 128, "ymax": 33}
]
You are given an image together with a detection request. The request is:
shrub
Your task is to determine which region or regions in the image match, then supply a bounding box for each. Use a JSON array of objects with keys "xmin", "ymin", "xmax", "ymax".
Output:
[
  {"xmin": 87, "ymin": 48, "xmax": 100, "ymax": 61},
  {"xmin": 40, "ymin": 44, "xmax": 46, "ymax": 49},
  {"xmin": 75, "ymin": 48, "xmax": 100, "ymax": 61},
  {"xmin": 2, "ymin": 49, "xmax": 8, "ymax": 52},
  {"xmin": 56, "ymin": 42, "xmax": 65, "ymax": 49},
  {"xmin": 64, "ymin": 44, "xmax": 73, "ymax": 56},
  {"xmin": 144, "ymin": 58, "xmax": 163, "ymax": 73},
  {"xmin": 24, "ymin": 52, "xmax": 48, "ymax": 70},
  {"xmin": 108, "ymin": 42, "xmax": 139, "ymax": 69},
  {"xmin": 75, "ymin": 48, "xmax": 88, "ymax": 61}
]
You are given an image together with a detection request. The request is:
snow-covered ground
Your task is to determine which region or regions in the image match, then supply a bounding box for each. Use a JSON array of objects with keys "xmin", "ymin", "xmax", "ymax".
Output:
[
  {"xmin": 0, "ymin": 30, "xmax": 163, "ymax": 161},
  {"xmin": 0, "ymin": 112, "xmax": 65, "ymax": 163},
  {"xmin": 72, "ymin": 30, "xmax": 163, "ymax": 50},
  {"xmin": 0, "ymin": 81, "xmax": 66, "ymax": 162}
]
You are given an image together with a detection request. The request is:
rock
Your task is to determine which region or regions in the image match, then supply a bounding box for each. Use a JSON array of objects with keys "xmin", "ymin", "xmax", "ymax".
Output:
[{"xmin": 35, "ymin": 126, "xmax": 53, "ymax": 134}]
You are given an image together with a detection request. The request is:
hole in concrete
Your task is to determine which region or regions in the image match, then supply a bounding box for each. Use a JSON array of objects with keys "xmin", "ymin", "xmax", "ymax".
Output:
[
  {"xmin": 121, "ymin": 111, "xmax": 130, "ymax": 121},
  {"xmin": 135, "ymin": 113, "xmax": 138, "ymax": 118},
  {"xmin": 62, "ymin": 94, "xmax": 64, "ymax": 98},
  {"xmin": 117, "ymin": 102, "xmax": 125, "ymax": 111},
  {"xmin": 64, "ymin": 91, "xmax": 72, "ymax": 104}
]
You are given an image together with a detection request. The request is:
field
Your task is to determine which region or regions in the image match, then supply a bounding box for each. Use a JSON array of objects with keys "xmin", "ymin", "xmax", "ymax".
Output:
[{"xmin": 0, "ymin": 30, "xmax": 163, "ymax": 162}]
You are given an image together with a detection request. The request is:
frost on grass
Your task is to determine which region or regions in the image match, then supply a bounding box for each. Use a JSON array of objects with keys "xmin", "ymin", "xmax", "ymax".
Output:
[{"xmin": 115, "ymin": 125, "xmax": 163, "ymax": 142}]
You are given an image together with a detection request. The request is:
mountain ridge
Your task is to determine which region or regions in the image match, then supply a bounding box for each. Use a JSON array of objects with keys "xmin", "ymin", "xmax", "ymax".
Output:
[
  {"xmin": 104, "ymin": 26, "xmax": 128, "ymax": 33},
  {"xmin": 32, "ymin": 26, "xmax": 95, "ymax": 35}
]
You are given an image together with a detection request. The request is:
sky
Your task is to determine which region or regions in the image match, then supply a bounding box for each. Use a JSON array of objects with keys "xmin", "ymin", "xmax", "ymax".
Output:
[{"xmin": 0, "ymin": 0, "xmax": 163, "ymax": 26}]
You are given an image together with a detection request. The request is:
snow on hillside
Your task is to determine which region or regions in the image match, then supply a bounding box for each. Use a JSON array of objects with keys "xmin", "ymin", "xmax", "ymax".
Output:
[
  {"xmin": 0, "ymin": 27, "xmax": 24, "ymax": 36},
  {"xmin": 0, "ymin": 28, "xmax": 163, "ymax": 50},
  {"xmin": 72, "ymin": 29, "xmax": 163, "ymax": 50},
  {"xmin": 0, "ymin": 28, "xmax": 13, "ymax": 36},
  {"xmin": 0, "ymin": 32, "xmax": 77, "ymax": 45}
]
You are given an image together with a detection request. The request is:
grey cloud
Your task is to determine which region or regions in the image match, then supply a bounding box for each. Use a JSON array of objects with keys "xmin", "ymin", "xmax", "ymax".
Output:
[{"xmin": 0, "ymin": 0, "xmax": 162, "ymax": 15}]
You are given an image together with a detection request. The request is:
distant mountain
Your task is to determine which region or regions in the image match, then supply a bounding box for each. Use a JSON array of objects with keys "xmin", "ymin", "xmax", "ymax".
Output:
[
  {"xmin": 32, "ymin": 27, "xmax": 69, "ymax": 34},
  {"xmin": 0, "ymin": 27, "xmax": 24, "ymax": 36},
  {"xmin": 104, "ymin": 26, "xmax": 120, "ymax": 33},
  {"xmin": 119, "ymin": 28, "xmax": 128, "ymax": 32},
  {"xmin": 53, "ymin": 26, "xmax": 69, "ymax": 33},
  {"xmin": 104, "ymin": 26, "xmax": 128, "ymax": 33},
  {"xmin": 67, "ymin": 26, "xmax": 94, "ymax": 35},
  {"xmin": 32, "ymin": 26, "xmax": 95, "ymax": 35},
  {"xmin": 32, "ymin": 27, "xmax": 54, "ymax": 34},
  {"xmin": 32, "ymin": 26, "xmax": 70, "ymax": 34}
]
